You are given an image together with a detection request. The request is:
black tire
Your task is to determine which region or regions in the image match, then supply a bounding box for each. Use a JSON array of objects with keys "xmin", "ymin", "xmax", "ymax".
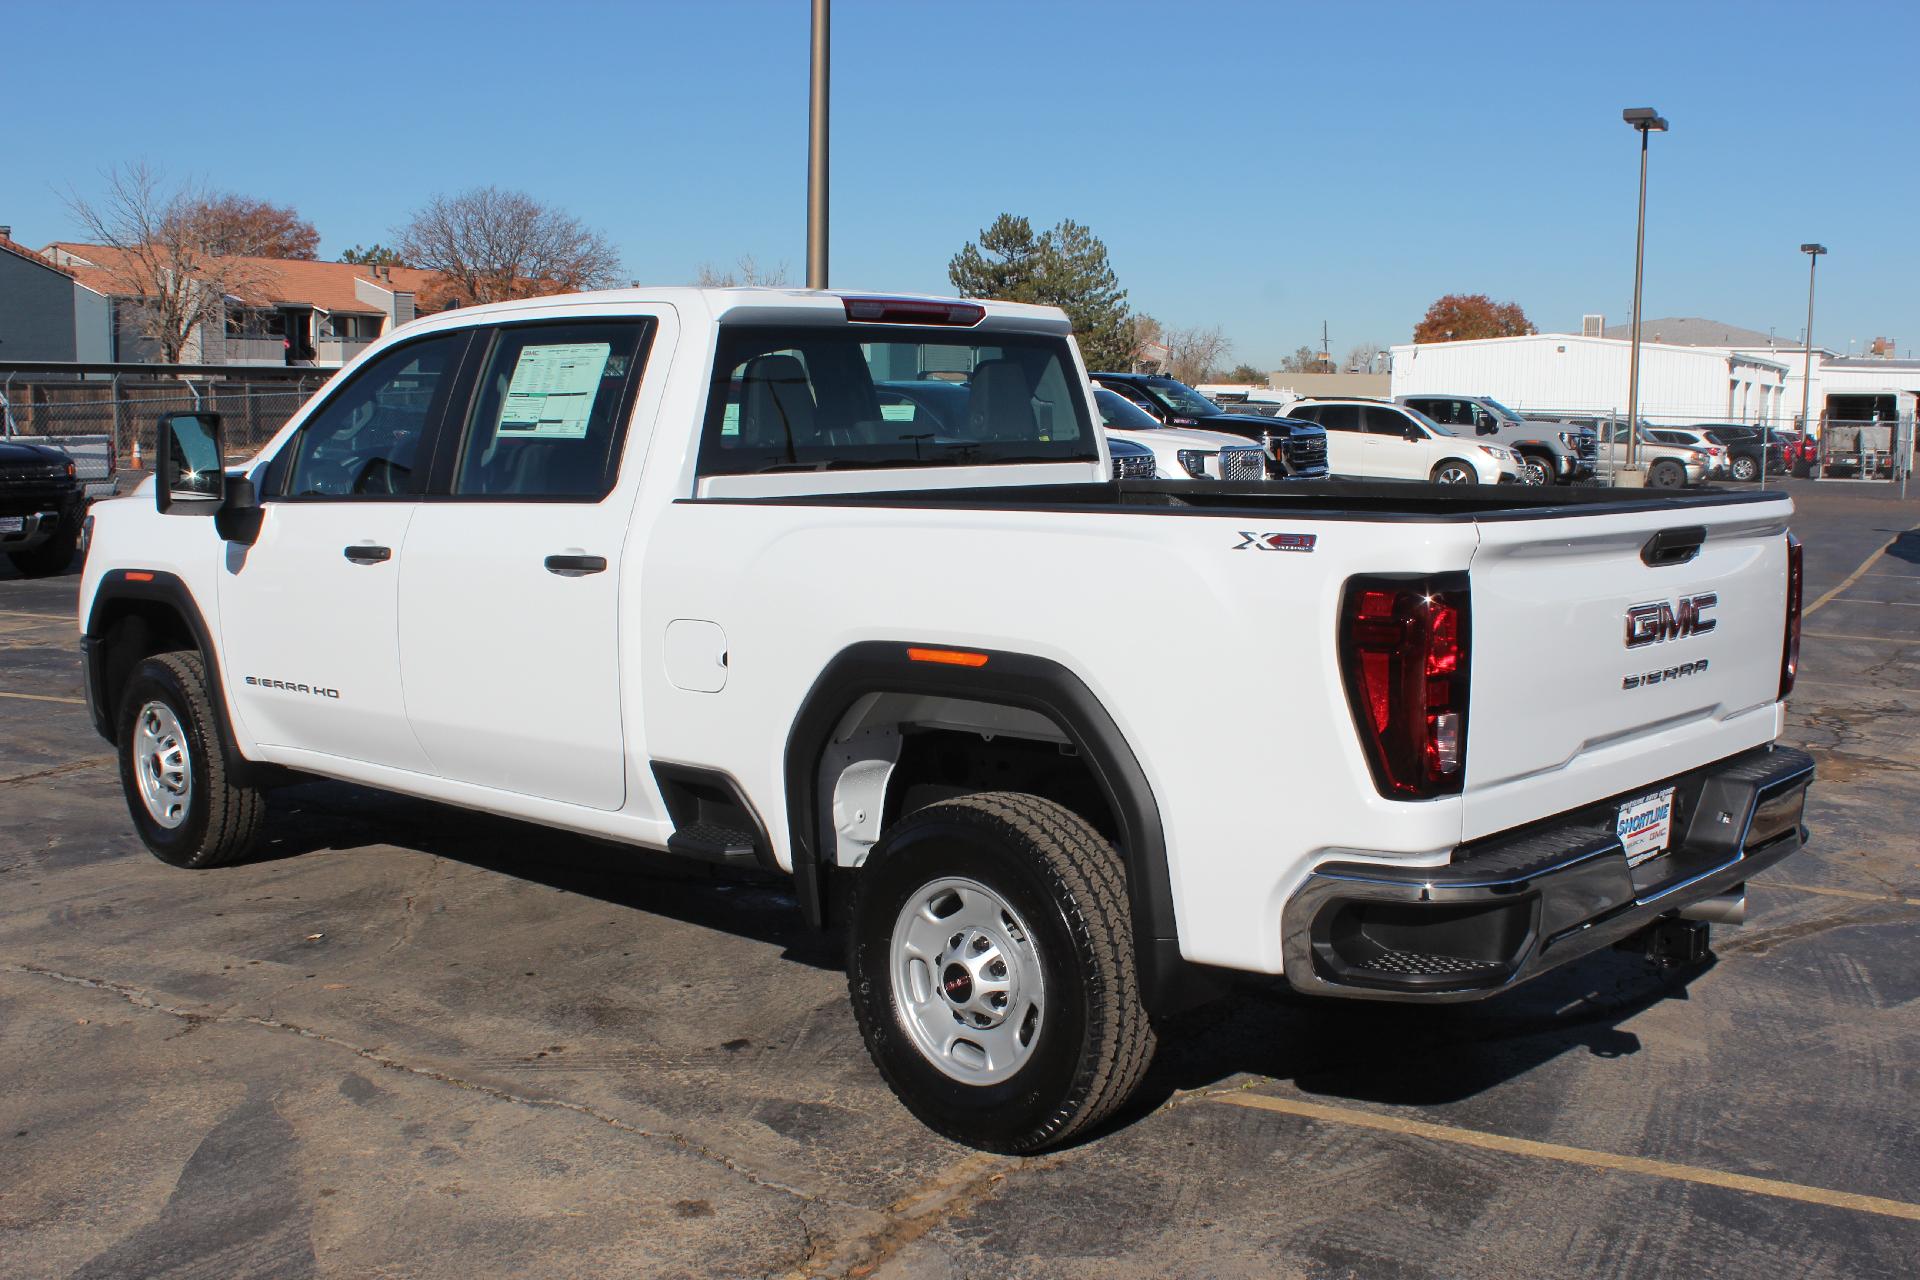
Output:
[
  {"xmin": 1731, "ymin": 456, "xmax": 1758, "ymax": 482},
  {"xmin": 846, "ymin": 792, "xmax": 1155, "ymax": 1153},
  {"xmin": 1430, "ymin": 459, "xmax": 1479, "ymax": 485},
  {"xmin": 117, "ymin": 651, "xmax": 267, "ymax": 868},
  {"xmin": 1649, "ymin": 459, "xmax": 1687, "ymax": 489},
  {"xmin": 1515, "ymin": 452, "xmax": 1552, "ymax": 486},
  {"xmin": 6, "ymin": 514, "xmax": 80, "ymax": 578}
]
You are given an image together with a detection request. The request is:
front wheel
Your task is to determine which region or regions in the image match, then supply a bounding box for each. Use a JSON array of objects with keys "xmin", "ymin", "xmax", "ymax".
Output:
[
  {"xmin": 846, "ymin": 793, "xmax": 1155, "ymax": 1153},
  {"xmin": 117, "ymin": 652, "xmax": 267, "ymax": 868},
  {"xmin": 1515, "ymin": 454, "xmax": 1551, "ymax": 486},
  {"xmin": 1430, "ymin": 460, "xmax": 1479, "ymax": 485}
]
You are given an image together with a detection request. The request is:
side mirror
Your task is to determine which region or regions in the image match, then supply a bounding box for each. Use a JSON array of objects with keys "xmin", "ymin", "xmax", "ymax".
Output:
[
  {"xmin": 155, "ymin": 412, "xmax": 226, "ymax": 513},
  {"xmin": 1404, "ymin": 426, "xmax": 1424, "ymax": 441}
]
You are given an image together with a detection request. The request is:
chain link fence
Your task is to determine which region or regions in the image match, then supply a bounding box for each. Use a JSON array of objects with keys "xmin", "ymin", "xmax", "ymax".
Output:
[
  {"xmin": 1, "ymin": 371, "xmax": 325, "ymax": 483},
  {"xmin": 1513, "ymin": 404, "xmax": 1916, "ymax": 486}
]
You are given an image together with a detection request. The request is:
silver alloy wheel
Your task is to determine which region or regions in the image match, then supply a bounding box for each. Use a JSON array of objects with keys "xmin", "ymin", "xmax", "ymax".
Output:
[
  {"xmin": 1732, "ymin": 456, "xmax": 1757, "ymax": 481},
  {"xmin": 1434, "ymin": 462, "xmax": 1475, "ymax": 484},
  {"xmin": 133, "ymin": 700, "xmax": 192, "ymax": 830},
  {"xmin": 1518, "ymin": 457, "xmax": 1550, "ymax": 485},
  {"xmin": 889, "ymin": 876, "xmax": 1046, "ymax": 1085}
]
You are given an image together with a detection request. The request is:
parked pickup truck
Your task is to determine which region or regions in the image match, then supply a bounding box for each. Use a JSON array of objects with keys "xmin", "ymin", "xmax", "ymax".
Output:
[
  {"xmin": 79, "ymin": 288, "xmax": 1814, "ymax": 1153},
  {"xmin": 1089, "ymin": 372, "xmax": 1329, "ymax": 478},
  {"xmin": 1396, "ymin": 394, "xmax": 1597, "ymax": 485},
  {"xmin": 1, "ymin": 393, "xmax": 117, "ymax": 502},
  {"xmin": 0, "ymin": 436, "xmax": 86, "ymax": 576}
]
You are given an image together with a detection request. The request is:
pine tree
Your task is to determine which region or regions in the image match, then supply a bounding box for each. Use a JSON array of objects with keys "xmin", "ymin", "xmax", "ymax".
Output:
[{"xmin": 948, "ymin": 214, "xmax": 1133, "ymax": 370}]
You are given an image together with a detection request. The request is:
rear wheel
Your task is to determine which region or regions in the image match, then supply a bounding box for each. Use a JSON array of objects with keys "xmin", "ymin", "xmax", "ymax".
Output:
[
  {"xmin": 1430, "ymin": 460, "xmax": 1478, "ymax": 485},
  {"xmin": 117, "ymin": 652, "xmax": 267, "ymax": 868},
  {"xmin": 846, "ymin": 792, "xmax": 1154, "ymax": 1153},
  {"xmin": 1731, "ymin": 455, "xmax": 1758, "ymax": 481},
  {"xmin": 1649, "ymin": 459, "xmax": 1687, "ymax": 489}
]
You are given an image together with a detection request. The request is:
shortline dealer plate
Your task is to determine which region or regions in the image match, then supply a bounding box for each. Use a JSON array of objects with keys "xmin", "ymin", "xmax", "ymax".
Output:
[
  {"xmin": 0, "ymin": 516, "xmax": 24, "ymax": 535},
  {"xmin": 1618, "ymin": 786, "xmax": 1678, "ymax": 867}
]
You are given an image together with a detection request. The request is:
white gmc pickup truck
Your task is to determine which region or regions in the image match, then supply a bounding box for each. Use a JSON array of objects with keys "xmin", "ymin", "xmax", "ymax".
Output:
[{"xmin": 77, "ymin": 288, "xmax": 1813, "ymax": 1152}]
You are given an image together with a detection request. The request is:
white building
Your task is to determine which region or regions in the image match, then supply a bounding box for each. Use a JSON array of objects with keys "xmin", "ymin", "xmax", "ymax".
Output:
[{"xmin": 1389, "ymin": 332, "xmax": 1790, "ymax": 426}]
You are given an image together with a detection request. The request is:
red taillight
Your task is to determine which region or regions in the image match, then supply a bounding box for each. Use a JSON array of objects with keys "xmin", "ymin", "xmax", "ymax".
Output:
[
  {"xmin": 1339, "ymin": 574, "xmax": 1472, "ymax": 799},
  {"xmin": 1780, "ymin": 533, "xmax": 1803, "ymax": 698},
  {"xmin": 841, "ymin": 296, "xmax": 985, "ymax": 327}
]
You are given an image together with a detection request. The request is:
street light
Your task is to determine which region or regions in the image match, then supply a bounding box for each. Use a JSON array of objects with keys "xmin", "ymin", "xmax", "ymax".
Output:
[
  {"xmin": 1799, "ymin": 243, "xmax": 1826, "ymax": 474},
  {"xmin": 1622, "ymin": 107, "xmax": 1668, "ymax": 477}
]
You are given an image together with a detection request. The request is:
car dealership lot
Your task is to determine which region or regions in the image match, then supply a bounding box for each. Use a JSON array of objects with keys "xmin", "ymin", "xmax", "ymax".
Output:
[{"xmin": 2, "ymin": 480, "xmax": 1915, "ymax": 1279}]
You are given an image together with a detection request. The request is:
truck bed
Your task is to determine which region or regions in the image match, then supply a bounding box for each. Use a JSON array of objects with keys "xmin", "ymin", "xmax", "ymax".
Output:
[{"xmin": 695, "ymin": 477, "xmax": 1789, "ymax": 521}]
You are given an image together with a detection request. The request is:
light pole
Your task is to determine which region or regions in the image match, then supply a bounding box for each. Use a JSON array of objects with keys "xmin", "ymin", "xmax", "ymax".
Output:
[
  {"xmin": 1622, "ymin": 107, "xmax": 1667, "ymax": 478},
  {"xmin": 1799, "ymin": 243, "xmax": 1825, "ymax": 474},
  {"xmin": 806, "ymin": 0, "xmax": 830, "ymax": 289}
]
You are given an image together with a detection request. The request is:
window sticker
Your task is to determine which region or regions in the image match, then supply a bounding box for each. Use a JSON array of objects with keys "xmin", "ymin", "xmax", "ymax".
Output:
[{"xmin": 497, "ymin": 342, "xmax": 612, "ymax": 439}]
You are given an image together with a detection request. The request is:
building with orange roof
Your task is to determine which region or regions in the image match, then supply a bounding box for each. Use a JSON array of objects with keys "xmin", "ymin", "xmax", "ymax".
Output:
[{"xmin": 29, "ymin": 240, "xmax": 453, "ymax": 367}]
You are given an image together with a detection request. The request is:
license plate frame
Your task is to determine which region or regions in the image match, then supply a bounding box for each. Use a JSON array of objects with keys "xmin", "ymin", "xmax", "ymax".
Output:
[
  {"xmin": 0, "ymin": 515, "xmax": 24, "ymax": 535},
  {"xmin": 1617, "ymin": 786, "xmax": 1678, "ymax": 867}
]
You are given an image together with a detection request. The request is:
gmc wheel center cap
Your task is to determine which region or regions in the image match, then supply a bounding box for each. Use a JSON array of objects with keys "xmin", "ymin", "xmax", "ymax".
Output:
[{"xmin": 941, "ymin": 964, "xmax": 973, "ymax": 1004}]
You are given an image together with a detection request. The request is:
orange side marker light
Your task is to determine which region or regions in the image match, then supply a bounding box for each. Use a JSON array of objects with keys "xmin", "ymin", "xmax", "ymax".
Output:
[{"xmin": 907, "ymin": 647, "xmax": 989, "ymax": 668}]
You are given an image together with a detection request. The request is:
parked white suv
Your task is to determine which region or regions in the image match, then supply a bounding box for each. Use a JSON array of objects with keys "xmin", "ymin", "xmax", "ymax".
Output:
[
  {"xmin": 1284, "ymin": 398, "xmax": 1521, "ymax": 484},
  {"xmin": 1644, "ymin": 427, "xmax": 1733, "ymax": 479},
  {"xmin": 78, "ymin": 287, "xmax": 1813, "ymax": 1154},
  {"xmin": 1092, "ymin": 387, "xmax": 1269, "ymax": 480}
]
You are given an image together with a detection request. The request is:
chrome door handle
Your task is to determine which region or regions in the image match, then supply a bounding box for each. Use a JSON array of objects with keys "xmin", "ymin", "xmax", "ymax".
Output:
[
  {"xmin": 544, "ymin": 554, "xmax": 607, "ymax": 577},
  {"xmin": 343, "ymin": 545, "xmax": 391, "ymax": 564}
]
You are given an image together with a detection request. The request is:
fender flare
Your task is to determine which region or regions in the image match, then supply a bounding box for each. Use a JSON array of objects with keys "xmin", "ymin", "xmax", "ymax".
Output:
[
  {"xmin": 783, "ymin": 641, "xmax": 1215, "ymax": 1014},
  {"xmin": 82, "ymin": 569, "xmax": 245, "ymax": 768}
]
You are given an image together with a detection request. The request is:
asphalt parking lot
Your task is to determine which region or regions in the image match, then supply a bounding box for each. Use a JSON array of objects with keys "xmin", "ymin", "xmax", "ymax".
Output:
[{"xmin": 3, "ymin": 478, "xmax": 1916, "ymax": 1279}]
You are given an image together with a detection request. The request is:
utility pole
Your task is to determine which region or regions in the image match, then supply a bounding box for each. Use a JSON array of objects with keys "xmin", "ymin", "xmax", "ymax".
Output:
[
  {"xmin": 1320, "ymin": 320, "xmax": 1330, "ymax": 370},
  {"xmin": 1799, "ymin": 243, "xmax": 1826, "ymax": 474},
  {"xmin": 806, "ymin": 0, "xmax": 830, "ymax": 290}
]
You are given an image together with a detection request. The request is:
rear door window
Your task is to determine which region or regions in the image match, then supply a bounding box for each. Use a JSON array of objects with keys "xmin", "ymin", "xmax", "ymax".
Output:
[
  {"xmin": 1314, "ymin": 404, "xmax": 1363, "ymax": 432},
  {"xmin": 452, "ymin": 320, "xmax": 654, "ymax": 499}
]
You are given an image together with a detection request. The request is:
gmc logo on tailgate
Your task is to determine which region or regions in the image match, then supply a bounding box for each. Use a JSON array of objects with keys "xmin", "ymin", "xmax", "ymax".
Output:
[{"xmin": 1625, "ymin": 593, "xmax": 1718, "ymax": 648}]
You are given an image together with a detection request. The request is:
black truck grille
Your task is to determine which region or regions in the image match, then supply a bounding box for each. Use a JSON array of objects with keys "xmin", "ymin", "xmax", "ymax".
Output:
[{"xmin": 1283, "ymin": 434, "xmax": 1328, "ymax": 472}]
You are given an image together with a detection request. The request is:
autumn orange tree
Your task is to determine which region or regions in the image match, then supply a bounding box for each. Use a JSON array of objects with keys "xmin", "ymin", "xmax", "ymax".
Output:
[{"xmin": 1413, "ymin": 294, "xmax": 1535, "ymax": 343}]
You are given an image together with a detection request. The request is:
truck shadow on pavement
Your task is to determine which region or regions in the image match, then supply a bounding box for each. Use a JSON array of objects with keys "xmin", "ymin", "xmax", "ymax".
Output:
[
  {"xmin": 249, "ymin": 779, "xmax": 843, "ymax": 973},
  {"xmin": 1107, "ymin": 953, "xmax": 1707, "ymax": 1136},
  {"xmin": 242, "ymin": 777, "xmax": 1709, "ymax": 1138}
]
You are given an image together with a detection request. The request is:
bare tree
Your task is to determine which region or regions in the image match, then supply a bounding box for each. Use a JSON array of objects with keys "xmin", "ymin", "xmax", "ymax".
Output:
[
  {"xmin": 1345, "ymin": 342, "xmax": 1385, "ymax": 373},
  {"xmin": 64, "ymin": 162, "xmax": 264, "ymax": 364},
  {"xmin": 1163, "ymin": 324, "xmax": 1231, "ymax": 385},
  {"xmin": 694, "ymin": 254, "xmax": 790, "ymax": 287},
  {"xmin": 396, "ymin": 186, "xmax": 622, "ymax": 306}
]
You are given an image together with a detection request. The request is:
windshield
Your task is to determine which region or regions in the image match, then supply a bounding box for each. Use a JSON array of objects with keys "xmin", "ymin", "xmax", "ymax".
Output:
[
  {"xmin": 1093, "ymin": 387, "xmax": 1162, "ymax": 432},
  {"xmin": 1480, "ymin": 396, "xmax": 1524, "ymax": 423},
  {"xmin": 1140, "ymin": 378, "xmax": 1222, "ymax": 417},
  {"xmin": 700, "ymin": 325, "xmax": 1096, "ymax": 475}
]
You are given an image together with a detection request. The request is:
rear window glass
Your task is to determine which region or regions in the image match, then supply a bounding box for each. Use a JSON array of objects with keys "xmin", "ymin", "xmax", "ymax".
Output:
[{"xmin": 699, "ymin": 325, "xmax": 1096, "ymax": 475}]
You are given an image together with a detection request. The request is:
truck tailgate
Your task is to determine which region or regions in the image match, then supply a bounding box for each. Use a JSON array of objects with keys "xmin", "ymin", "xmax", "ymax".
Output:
[{"xmin": 1462, "ymin": 500, "xmax": 1792, "ymax": 840}]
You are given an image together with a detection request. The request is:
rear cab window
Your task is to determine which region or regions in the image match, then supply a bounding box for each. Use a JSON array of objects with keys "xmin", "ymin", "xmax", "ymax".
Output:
[{"xmin": 698, "ymin": 325, "xmax": 1095, "ymax": 477}]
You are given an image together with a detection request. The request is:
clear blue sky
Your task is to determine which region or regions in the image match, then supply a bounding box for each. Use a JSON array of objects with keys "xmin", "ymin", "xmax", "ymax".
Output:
[{"xmin": 8, "ymin": 0, "xmax": 1916, "ymax": 366}]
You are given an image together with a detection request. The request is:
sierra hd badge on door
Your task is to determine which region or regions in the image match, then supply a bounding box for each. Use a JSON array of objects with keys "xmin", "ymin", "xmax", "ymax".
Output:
[{"xmin": 1625, "ymin": 593, "xmax": 1717, "ymax": 648}]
